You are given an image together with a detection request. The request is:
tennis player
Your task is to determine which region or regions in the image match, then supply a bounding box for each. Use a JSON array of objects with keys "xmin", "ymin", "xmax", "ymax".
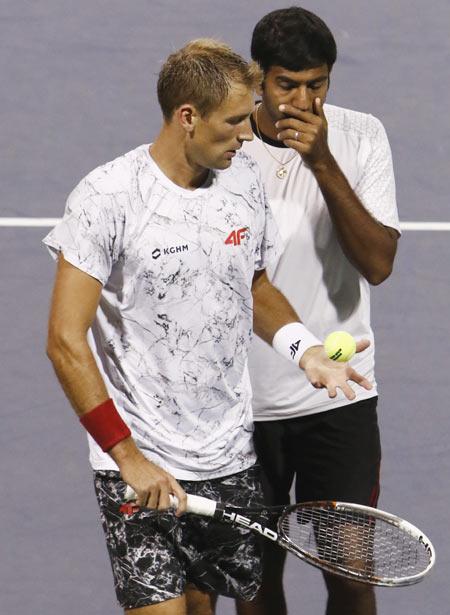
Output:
[
  {"xmin": 44, "ymin": 39, "xmax": 371, "ymax": 615},
  {"xmin": 235, "ymin": 8, "xmax": 401, "ymax": 615}
]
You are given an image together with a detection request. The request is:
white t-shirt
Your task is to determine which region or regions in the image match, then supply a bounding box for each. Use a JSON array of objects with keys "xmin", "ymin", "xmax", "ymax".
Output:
[
  {"xmin": 43, "ymin": 145, "xmax": 280, "ymax": 479},
  {"xmin": 244, "ymin": 104, "xmax": 401, "ymax": 420}
]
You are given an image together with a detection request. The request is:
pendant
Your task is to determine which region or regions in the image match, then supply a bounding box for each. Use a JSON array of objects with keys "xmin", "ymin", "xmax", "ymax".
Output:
[{"xmin": 276, "ymin": 166, "xmax": 288, "ymax": 179}]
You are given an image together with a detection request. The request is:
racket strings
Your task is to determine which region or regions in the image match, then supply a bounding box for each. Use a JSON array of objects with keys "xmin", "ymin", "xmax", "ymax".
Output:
[{"xmin": 281, "ymin": 506, "xmax": 431, "ymax": 580}]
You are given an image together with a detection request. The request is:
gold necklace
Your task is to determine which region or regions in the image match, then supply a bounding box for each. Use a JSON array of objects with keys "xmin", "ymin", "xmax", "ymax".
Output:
[{"xmin": 255, "ymin": 103, "xmax": 298, "ymax": 179}]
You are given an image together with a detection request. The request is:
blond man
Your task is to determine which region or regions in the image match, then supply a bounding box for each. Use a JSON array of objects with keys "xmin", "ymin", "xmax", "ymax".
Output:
[{"xmin": 45, "ymin": 39, "xmax": 371, "ymax": 615}]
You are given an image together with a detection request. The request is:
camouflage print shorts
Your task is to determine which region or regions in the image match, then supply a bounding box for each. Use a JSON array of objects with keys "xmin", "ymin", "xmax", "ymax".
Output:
[{"xmin": 93, "ymin": 466, "xmax": 263, "ymax": 610}]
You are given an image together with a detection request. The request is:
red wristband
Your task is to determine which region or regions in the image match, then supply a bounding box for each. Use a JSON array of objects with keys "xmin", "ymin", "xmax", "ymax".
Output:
[{"xmin": 79, "ymin": 399, "xmax": 131, "ymax": 452}]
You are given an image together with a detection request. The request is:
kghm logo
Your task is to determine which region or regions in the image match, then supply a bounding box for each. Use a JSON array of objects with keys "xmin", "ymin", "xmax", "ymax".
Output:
[
  {"xmin": 225, "ymin": 227, "xmax": 249, "ymax": 246},
  {"xmin": 290, "ymin": 339, "xmax": 301, "ymax": 359},
  {"xmin": 152, "ymin": 244, "xmax": 189, "ymax": 259}
]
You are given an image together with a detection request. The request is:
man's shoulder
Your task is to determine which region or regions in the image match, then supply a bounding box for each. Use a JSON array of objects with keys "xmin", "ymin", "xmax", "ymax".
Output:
[
  {"xmin": 325, "ymin": 104, "xmax": 385, "ymax": 141},
  {"xmin": 81, "ymin": 144, "xmax": 148, "ymax": 194},
  {"xmin": 66, "ymin": 145, "xmax": 150, "ymax": 219}
]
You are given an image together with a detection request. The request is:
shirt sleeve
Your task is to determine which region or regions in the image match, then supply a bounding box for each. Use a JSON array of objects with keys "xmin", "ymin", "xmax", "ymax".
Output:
[
  {"xmin": 354, "ymin": 115, "xmax": 401, "ymax": 234},
  {"xmin": 42, "ymin": 171, "xmax": 128, "ymax": 285}
]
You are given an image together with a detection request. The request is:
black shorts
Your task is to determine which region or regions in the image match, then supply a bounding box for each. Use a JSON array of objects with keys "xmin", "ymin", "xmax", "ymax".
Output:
[
  {"xmin": 253, "ymin": 397, "xmax": 381, "ymax": 507},
  {"xmin": 94, "ymin": 466, "xmax": 263, "ymax": 610}
]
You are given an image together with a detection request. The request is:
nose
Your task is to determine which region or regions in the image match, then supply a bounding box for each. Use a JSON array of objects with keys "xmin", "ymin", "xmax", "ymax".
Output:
[{"xmin": 292, "ymin": 86, "xmax": 310, "ymax": 112}]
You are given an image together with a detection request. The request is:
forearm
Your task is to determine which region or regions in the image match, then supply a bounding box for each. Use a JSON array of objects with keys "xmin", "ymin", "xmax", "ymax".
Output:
[
  {"xmin": 251, "ymin": 271, "xmax": 372, "ymax": 399},
  {"xmin": 47, "ymin": 333, "xmax": 144, "ymax": 466},
  {"xmin": 47, "ymin": 334, "xmax": 109, "ymax": 416},
  {"xmin": 253, "ymin": 274, "xmax": 299, "ymax": 344},
  {"xmin": 313, "ymin": 156, "xmax": 397, "ymax": 284}
]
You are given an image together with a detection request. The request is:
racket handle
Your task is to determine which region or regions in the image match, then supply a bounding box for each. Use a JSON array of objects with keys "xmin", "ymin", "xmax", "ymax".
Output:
[
  {"xmin": 183, "ymin": 494, "xmax": 217, "ymax": 516},
  {"xmin": 124, "ymin": 485, "xmax": 217, "ymax": 517}
]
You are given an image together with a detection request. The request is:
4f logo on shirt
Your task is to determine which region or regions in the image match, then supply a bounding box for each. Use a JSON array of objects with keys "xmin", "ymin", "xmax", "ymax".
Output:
[
  {"xmin": 225, "ymin": 227, "xmax": 249, "ymax": 246},
  {"xmin": 290, "ymin": 339, "xmax": 301, "ymax": 359}
]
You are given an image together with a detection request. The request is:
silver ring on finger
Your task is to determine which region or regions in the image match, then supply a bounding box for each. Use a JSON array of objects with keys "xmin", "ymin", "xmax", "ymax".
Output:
[{"xmin": 294, "ymin": 131, "xmax": 300, "ymax": 141}]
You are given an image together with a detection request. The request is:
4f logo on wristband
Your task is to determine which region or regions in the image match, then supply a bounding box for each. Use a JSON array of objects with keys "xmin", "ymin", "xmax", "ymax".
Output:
[{"xmin": 290, "ymin": 339, "xmax": 301, "ymax": 359}]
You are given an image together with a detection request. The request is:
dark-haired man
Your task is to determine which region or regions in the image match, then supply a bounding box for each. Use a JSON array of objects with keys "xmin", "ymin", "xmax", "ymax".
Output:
[
  {"xmin": 237, "ymin": 7, "xmax": 400, "ymax": 615},
  {"xmin": 44, "ymin": 39, "xmax": 371, "ymax": 615}
]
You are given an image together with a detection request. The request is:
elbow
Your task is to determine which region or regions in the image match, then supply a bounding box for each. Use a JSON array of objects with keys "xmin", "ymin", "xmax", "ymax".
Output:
[
  {"xmin": 368, "ymin": 276, "xmax": 385, "ymax": 287},
  {"xmin": 366, "ymin": 236, "xmax": 398, "ymax": 285},
  {"xmin": 46, "ymin": 327, "xmax": 57, "ymax": 362},
  {"xmin": 46, "ymin": 330, "xmax": 65, "ymax": 364},
  {"xmin": 365, "ymin": 262, "xmax": 393, "ymax": 286},
  {"xmin": 46, "ymin": 327, "xmax": 81, "ymax": 365}
]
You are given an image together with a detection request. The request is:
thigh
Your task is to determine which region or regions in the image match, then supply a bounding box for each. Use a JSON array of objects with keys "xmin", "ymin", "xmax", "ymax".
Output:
[
  {"xmin": 94, "ymin": 471, "xmax": 185, "ymax": 611},
  {"xmin": 125, "ymin": 596, "xmax": 187, "ymax": 615},
  {"xmin": 293, "ymin": 397, "xmax": 381, "ymax": 505},
  {"xmin": 253, "ymin": 420, "xmax": 294, "ymax": 505},
  {"xmin": 180, "ymin": 466, "xmax": 263, "ymax": 602},
  {"xmin": 185, "ymin": 584, "xmax": 217, "ymax": 615}
]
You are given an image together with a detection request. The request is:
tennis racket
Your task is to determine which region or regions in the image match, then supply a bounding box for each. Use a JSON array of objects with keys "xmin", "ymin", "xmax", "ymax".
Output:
[{"xmin": 121, "ymin": 487, "xmax": 435, "ymax": 587}]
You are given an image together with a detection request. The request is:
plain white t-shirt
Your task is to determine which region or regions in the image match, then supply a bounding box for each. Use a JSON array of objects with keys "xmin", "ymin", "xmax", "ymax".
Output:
[
  {"xmin": 44, "ymin": 145, "xmax": 280, "ymax": 479},
  {"xmin": 244, "ymin": 104, "xmax": 401, "ymax": 420}
]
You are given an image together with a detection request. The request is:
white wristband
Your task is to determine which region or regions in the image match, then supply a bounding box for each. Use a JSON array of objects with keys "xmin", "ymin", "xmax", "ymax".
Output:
[{"xmin": 272, "ymin": 322, "xmax": 322, "ymax": 364}]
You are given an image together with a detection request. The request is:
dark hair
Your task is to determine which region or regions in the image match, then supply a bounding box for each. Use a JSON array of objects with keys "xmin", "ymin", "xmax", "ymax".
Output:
[{"xmin": 251, "ymin": 6, "xmax": 337, "ymax": 73}]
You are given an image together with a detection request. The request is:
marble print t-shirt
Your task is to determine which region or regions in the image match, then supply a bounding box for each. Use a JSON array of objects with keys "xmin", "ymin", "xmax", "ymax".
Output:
[{"xmin": 44, "ymin": 145, "xmax": 280, "ymax": 480}]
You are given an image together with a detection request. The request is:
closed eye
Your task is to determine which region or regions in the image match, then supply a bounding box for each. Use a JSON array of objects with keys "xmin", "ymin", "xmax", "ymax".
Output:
[{"xmin": 227, "ymin": 113, "xmax": 251, "ymax": 126}]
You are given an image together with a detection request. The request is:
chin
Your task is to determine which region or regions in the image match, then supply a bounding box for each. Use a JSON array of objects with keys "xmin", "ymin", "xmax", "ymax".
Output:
[{"xmin": 213, "ymin": 159, "xmax": 233, "ymax": 170}]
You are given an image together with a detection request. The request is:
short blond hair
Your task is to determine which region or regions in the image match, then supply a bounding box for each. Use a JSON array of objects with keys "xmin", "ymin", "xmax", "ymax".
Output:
[{"xmin": 157, "ymin": 38, "xmax": 262, "ymax": 119}]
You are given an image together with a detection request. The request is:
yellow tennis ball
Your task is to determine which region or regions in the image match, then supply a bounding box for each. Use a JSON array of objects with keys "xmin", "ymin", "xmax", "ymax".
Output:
[{"xmin": 324, "ymin": 331, "xmax": 356, "ymax": 362}]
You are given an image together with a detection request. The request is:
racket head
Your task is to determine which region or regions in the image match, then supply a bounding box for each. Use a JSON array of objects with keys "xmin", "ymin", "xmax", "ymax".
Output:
[{"xmin": 277, "ymin": 501, "xmax": 435, "ymax": 587}]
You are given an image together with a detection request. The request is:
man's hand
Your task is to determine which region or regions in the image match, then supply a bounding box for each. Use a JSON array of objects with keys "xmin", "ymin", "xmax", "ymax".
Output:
[
  {"xmin": 275, "ymin": 98, "xmax": 332, "ymax": 170},
  {"xmin": 299, "ymin": 339, "xmax": 372, "ymax": 400},
  {"xmin": 110, "ymin": 438, "xmax": 187, "ymax": 516}
]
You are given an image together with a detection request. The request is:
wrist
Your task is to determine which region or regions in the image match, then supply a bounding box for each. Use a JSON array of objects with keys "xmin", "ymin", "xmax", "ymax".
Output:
[
  {"xmin": 108, "ymin": 436, "xmax": 141, "ymax": 464},
  {"xmin": 309, "ymin": 151, "xmax": 336, "ymax": 175},
  {"xmin": 79, "ymin": 398, "xmax": 131, "ymax": 452},
  {"xmin": 272, "ymin": 322, "xmax": 322, "ymax": 367}
]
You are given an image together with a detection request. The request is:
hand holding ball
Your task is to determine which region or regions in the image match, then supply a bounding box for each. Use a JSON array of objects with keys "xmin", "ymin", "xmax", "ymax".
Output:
[{"xmin": 324, "ymin": 331, "xmax": 356, "ymax": 362}]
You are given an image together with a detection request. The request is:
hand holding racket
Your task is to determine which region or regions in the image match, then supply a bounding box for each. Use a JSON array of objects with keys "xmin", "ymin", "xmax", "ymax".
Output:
[{"xmin": 122, "ymin": 487, "xmax": 435, "ymax": 587}]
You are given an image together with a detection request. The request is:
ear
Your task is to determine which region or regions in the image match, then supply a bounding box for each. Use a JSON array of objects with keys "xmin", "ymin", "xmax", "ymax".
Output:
[{"xmin": 176, "ymin": 104, "xmax": 199, "ymax": 133}]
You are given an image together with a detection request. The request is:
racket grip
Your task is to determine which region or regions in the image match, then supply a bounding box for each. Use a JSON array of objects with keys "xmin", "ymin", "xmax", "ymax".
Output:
[
  {"xmin": 124, "ymin": 485, "xmax": 138, "ymax": 501},
  {"xmin": 184, "ymin": 494, "xmax": 217, "ymax": 516},
  {"xmin": 124, "ymin": 485, "xmax": 216, "ymax": 517}
]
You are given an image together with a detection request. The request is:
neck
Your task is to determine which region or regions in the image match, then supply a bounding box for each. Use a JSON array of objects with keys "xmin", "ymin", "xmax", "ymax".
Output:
[
  {"xmin": 254, "ymin": 102, "xmax": 279, "ymax": 141},
  {"xmin": 150, "ymin": 125, "xmax": 209, "ymax": 190}
]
